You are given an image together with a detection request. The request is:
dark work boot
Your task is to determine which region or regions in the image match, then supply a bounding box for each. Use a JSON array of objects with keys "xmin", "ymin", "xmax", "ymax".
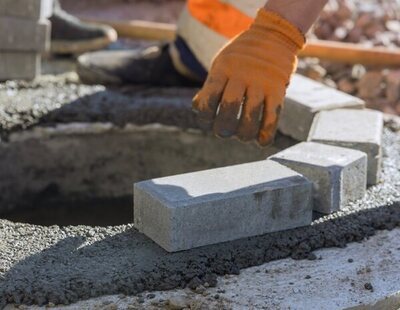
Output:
[
  {"xmin": 77, "ymin": 44, "xmax": 203, "ymax": 86},
  {"xmin": 49, "ymin": 4, "xmax": 117, "ymax": 55}
]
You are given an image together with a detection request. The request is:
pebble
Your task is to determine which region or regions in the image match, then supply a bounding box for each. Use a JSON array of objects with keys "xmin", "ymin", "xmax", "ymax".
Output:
[
  {"xmin": 167, "ymin": 296, "xmax": 191, "ymax": 310},
  {"xmin": 307, "ymin": 253, "xmax": 317, "ymax": 261},
  {"xmin": 195, "ymin": 285, "xmax": 206, "ymax": 294},
  {"xmin": 187, "ymin": 277, "xmax": 202, "ymax": 290},
  {"xmin": 364, "ymin": 282, "xmax": 374, "ymax": 291},
  {"xmin": 357, "ymin": 71, "xmax": 384, "ymax": 99}
]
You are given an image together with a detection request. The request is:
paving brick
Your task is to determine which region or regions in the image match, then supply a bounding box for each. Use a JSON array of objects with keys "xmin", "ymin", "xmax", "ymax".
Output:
[
  {"xmin": 308, "ymin": 109, "xmax": 383, "ymax": 185},
  {"xmin": 0, "ymin": 52, "xmax": 40, "ymax": 81},
  {"xmin": 0, "ymin": 18, "xmax": 50, "ymax": 52},
  {"xmin": 280, "ymin": 74, "xmax": 365, "ymax": 141},
  {"xmin": 270, "ymin": 142, "xmax": 367, "ymax": 214},
  {"xmin": 0, "ymin": 0, "xmax": 53, "ymax": 20},
  {"xmin": 134, "ymin": 160, "xmax": 313, "ymax": 252}
]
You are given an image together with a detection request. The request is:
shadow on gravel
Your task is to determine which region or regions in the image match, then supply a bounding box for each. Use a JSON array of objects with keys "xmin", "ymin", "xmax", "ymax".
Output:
[
  {"xmin": 3, "ymin": 196, "xmax": 133, "ymax": 227},
  {"xmin": 36, "ymin": 87, "xmax": 199, "ymax": 132},
  {"xmin": 1, "ymin": 201, "xmax": 399, "ymax": 306},
  {"xmin": 0, "ymin": 85, "xmax": 198, "ymax": 141}
]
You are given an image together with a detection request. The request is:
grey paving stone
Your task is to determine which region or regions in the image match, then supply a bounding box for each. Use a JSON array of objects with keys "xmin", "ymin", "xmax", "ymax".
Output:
[
  {"xmin": 280, "ymin": 74, "xmax": 365, "ymax": 141},
  {"xmin": 134, "ymin": 160, "xmax": 313, "ymax": 252},
  {"xmin": 270, "ymin": 142, "xmax": 367, "ymax": 214},
  {"xmin": 308, "ymin": 109, "xmax": 383, "ymax": 185},
  {"xmin": 0, "ymin": 18, "xmax": 50, "ymax": 52},
  {"xmin": 0, "ymin": 52, "xmax": 40, "ymax": 81},
  {"xmin": 0, "ymin": 0, "xmax": 53, "ymax": 20}
]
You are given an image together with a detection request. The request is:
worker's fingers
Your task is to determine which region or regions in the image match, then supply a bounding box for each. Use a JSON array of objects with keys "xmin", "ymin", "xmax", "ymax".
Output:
[
  {"xmin": 236, "ymin": 87, "xmax": 264, "ymax": 142},
  {"xmin": 257, "ymin": 96, "xmax": 283, "ymax": 146},
  {"xmin": 192, "ymin": 73, "xmax": 227, "ymax": 122},
  {"xmin": 213, "ymin": 79, "xmax": 246, "ymax": 138}
]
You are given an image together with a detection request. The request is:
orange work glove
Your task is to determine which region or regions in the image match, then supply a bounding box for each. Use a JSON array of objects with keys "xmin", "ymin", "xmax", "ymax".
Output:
[{"xmin": 192, "ymin": 9, "xmax": 305, "ymax": 146}]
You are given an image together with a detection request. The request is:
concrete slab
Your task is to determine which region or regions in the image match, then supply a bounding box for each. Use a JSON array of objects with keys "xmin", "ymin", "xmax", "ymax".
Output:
[
  {"xmin": 0, "ymin": 18, "xmax": 50, "ymax": 52},
  {"xmin": 0, "ymin": 0, "xmax": 53, "ymax": 20},
  {"xmin": 13, "ymin": 228, "xmax": 400, "ymax": 310},
  {"xmin": 270, "ymin": 142, "xmax": 367, "ymax": 214},
  {"xmin": 280, "ymin": 74, "xmax": 365, "ymax": 141},
  {"xmin": 134, "ymin": 160, "xmax": 313, "ymax": 252},
  {"xmin": 0, "ymin": 52, "xmax": 40, "ymax": 81},
  {"xmin": 308, "ymin": 109, "xmax": 383, "ymax": 185}
]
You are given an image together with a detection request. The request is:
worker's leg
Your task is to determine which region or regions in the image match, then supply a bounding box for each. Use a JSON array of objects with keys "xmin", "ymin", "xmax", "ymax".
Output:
[
  {"xmin": 76, "ymin": 35, "xmax": 208, "ymax": 86},
  {"xmin": 50, "ymin": 0, "xmax": 117, "ymax": 54},
  {"xmin": 77, "ymin": 44, "xmax": 203, "ymax": 86},
  {"xmin": 77, "ymin": 0, "xmax": 262, "ymax": 86},
  {"xmin": 76, "ymin": 40, "xmax": 206, "ymax": 87}
]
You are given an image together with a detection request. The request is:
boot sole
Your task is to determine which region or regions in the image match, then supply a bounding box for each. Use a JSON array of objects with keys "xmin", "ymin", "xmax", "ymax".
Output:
[
  {"xmin": 51, "ymin": 26, "xmax": 117, "ymax": 55},
  {"xmin": 76, "ymin": 53, "xmax": 123, "ymax": 85}
]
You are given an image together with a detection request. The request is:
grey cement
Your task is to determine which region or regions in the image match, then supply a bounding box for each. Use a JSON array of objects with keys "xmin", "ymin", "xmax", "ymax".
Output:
[
  {"xmin": 0, "ymin": 76, "xmax": 399, "ymax": 306},
  {"xmin": 134, "ymin": 160, "xmax": 313, "ymax": 252},
  {"xmin": 270, "ymin": 142, "xmax": 367, "ymax": 214},
  {"xmin": 10, "ymin": 229, "xmax": 400, "ymax": 309}
]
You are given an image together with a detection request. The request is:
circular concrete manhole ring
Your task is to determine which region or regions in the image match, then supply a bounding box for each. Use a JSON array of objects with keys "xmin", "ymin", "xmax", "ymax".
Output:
[{"xmin": 0, "ymin": 122, "xmax": 294, "ymax": 225}]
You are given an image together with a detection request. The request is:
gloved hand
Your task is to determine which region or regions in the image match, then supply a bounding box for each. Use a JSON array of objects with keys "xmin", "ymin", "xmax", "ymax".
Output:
[{"xmin": 192, "ymin": 9, "xmax": 305, "ymax": 146}]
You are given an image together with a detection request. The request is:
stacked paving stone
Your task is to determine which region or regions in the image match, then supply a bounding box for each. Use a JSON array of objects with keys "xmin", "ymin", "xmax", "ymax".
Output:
[
  {"xmin": 0, "ymin": 0, "xmax": 52, "ymax": 81},
  {"xmin": 134, "ymin": 75, "xmax": 384, "ymax": 252},
  {"xmin": 270, "ymin": 142, "xmax": 367, "ymax": 214},
  {"xmin": 280, "ymin": 74, "xmax": 365, "ymax": 141}
]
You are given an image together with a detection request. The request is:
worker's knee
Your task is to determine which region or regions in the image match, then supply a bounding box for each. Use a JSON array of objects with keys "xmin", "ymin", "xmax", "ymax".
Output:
[{"xmin": 169, "ymin": 36, "xmax": 208, "ymax": 83}]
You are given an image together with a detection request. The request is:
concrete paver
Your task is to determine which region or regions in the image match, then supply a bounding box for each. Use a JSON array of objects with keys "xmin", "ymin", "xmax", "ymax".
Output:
[
  {"xmin": 0, "ymin": 0, "xmax": 53, "ymax": 20},
  {"xmin": 0, "ymin": 52, "xmax": 39, "ymax": 81},
  {"xmin": 134, "ymin": 160, "xmax": 313, "ymax": 252},
  {"xmin": 308, "ymin": 109, "xmax": 383, "ymax": 185},
  {"xmin": 0, "ymin": 18, "xmax": 50, "ymax": 52},
  {"xmin": 280, "ymin": 74, "xmax": 365, "ymax": 141},
  {"xmin": 270, "ymin": 142, "xmax": 367, "ymax": 214}
]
